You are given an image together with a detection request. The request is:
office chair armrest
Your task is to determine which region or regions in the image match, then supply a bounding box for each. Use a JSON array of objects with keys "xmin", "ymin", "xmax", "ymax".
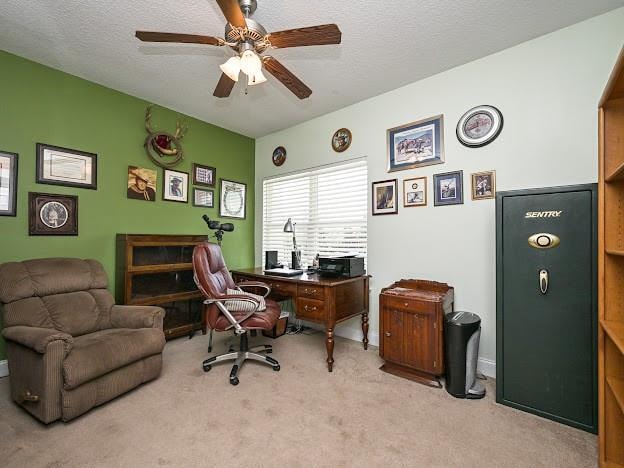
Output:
[
  {"xmin": 237, "ymin": 281, "xmax": 271, "ymax": 298},
  {"xmin": 204, "ymin": 295, "xmax": 262, "ymax": 334}
]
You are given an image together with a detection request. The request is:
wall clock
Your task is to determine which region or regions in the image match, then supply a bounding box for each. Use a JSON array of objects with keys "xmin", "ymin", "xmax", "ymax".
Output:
[
  {"xmin": 272, "ymin": 146, "xmax": 286, "ymax": 166},
  {"xmin": 332, "ymin": 128, "xmax": 352, "ymax": 153},
  {"xmin": 456, "ymin": 105, "xmax": 503, "ymax": 147}
]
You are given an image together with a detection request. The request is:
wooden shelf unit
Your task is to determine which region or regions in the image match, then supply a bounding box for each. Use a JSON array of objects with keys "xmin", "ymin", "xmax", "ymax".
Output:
[
  {"xmin": 599, "ymin": 47, "xmax": 624, "ymax": 468},
  {"xmin": 116, "ymin": 234, "xmax": 208, "ymax": 340}
]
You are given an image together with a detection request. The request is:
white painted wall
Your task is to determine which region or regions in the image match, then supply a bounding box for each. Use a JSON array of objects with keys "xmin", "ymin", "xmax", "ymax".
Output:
[{"xmin": 254, "ymin": 8, "xmax": 624, "ymax": 367}]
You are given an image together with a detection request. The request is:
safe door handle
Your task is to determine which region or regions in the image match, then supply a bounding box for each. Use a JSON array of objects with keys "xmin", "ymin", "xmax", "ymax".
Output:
[{"xmin": 539, "ymin": 269, "xmax": 549, "ymax": 294}]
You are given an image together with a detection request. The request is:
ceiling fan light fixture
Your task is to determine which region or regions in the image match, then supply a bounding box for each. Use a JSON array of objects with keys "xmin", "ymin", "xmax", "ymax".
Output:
[
  {"xmin": 240, "ymin": 49, "xmax": 262, "ymax": 76},
  {"xmin": 248, "ymin": 69, "xmax": 267, "ymax": 86},
  {"xmin": 219, "ymin": 56, "xmax": 241, "ymax": 82}
]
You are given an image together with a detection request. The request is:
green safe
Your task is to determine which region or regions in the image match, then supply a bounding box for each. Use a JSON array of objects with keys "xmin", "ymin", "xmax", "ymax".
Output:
[{"xmin": 496, "ymin": 184, "xmax": 597, "ymax": 433}]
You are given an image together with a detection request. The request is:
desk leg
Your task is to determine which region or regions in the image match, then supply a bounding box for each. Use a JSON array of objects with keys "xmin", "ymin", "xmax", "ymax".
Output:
[
  {"xmin": 362, "ymin": 312, "xmax": 369, "ymax": 350},
  {"xmin": 326, "ymin": 326, "xmax": 335, "ymax": 372}
]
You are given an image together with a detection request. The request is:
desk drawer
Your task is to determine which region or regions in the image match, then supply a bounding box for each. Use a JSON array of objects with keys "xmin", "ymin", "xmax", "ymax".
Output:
[
  {"xmin": 297, "ymin": 284, "xmax": 325, "ymax": 300},
  {"xmin": 265, "ymin": 280, "xmax": 297, "ymax": 297},
  {"xmin": 296, "ymin": 297, "xmax": 325, "ymax": 321},
  {"xmin": 383, "ymin": 295, "xmax": 435, "ymax": 314}
]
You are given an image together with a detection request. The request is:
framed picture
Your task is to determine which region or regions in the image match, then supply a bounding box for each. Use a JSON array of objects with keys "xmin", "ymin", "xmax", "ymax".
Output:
[
  {"xmin": 192, "ymin": 163, "xmax": 216, "ymax": 187},
  {"xmin": 127, "ymin": 166, "xmax": 157, "ymax": 201},
  {"xmin": 472, "ymin": 170, "xmax": 496, "ymax": 200},
  {"xmin": 28, "ymin": 192, "xmax": 78, "ymax": 236},
  {"xmin": 193, "ymin": 188, "xmax": 214, "ymax": 208},
  {"xmin": 372, "ymin": 179, "xmax": 398, "ymax": 215},
  {"xmin": 219, "ymin": 178, "xmax": 246, "ymax": 219},
  {"xmin": 387, "ymin": 115, "xmax": 444, "ymax": 172},
  {"xmin": 36, "ymin": 143, "xmax": 97, "ymax": 190},
  {"xmin": 0, "ymin": 151, "xmax": 18, "ymax": 216},
  {"xmin": 272, "ymin": 146, "xmax": 286, "ymax": 167},
  {"xmin": 433, "ymin": 170, "xmax": 464, "ymax": 206},
  {"xmin": 403, "ymin": 177, "xmax": 427, "ymax": 207},
  {"xmin": 457, "ymin": 105, "xmax": 503, "ymax": 148},
  {"xmin": 332, "ymin": 128, "xmax": 352, "ymax": 153},
  {"xmin": 163, "ymin": 169, "xmax": 188, "ymax": 203}
]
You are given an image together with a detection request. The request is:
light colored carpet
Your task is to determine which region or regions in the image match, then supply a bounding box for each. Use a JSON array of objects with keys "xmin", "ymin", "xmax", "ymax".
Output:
[{"xmin": 0, "ymin": 331, "xmax": 597, "ymax": 467}]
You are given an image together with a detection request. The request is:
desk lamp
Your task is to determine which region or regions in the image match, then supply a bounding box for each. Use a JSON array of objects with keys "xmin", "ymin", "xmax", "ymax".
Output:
[{"xmin": 283, "ymin": 218, "xmax": 302, "ymax": 269}]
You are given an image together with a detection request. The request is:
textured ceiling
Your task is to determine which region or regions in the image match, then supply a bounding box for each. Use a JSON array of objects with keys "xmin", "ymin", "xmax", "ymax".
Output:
[{"xmin": 1, "ymin": 0, "xmax": 623, "ymax": 137}]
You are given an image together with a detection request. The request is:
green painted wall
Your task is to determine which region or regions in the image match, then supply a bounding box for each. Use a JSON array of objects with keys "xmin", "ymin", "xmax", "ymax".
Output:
[{"xmin": 0, "ymin": 51, "xmax": 256, "ymax": 360}]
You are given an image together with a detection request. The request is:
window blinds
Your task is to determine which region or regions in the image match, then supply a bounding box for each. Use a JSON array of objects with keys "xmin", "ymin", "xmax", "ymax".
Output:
[{"xmin": 262, "ymin": 159, "xmax": 368, "ymax": 268}]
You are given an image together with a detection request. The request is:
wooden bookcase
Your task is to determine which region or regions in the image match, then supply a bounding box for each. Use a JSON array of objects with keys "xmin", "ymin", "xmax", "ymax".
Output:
[
  {"xmin": 116, "ymin": 234, "xmax": 208, "ymax": 340},
  {"xmin": 599, "ymin": 47, "xmax": 624, "ymax": 468}
]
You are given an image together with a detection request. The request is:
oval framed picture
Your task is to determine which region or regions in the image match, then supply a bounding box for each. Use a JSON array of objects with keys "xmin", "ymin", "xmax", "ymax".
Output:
[
  {"xmin": 272, "ymin": 146, "xmax": 287, "ymax": 166},
  {"xmin": 332, "ymin": 128, "xmax": 352, "ymax": 153},
  {"xmin": 456, "ymin": 105, "xmax": 503, "ymax": 148}
]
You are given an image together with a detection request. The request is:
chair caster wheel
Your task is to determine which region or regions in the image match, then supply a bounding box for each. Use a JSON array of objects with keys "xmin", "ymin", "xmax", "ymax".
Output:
[
  {"xmin": 203, "ymin": 364, "xmax": 212, "ymax": 372},
  {"xmin": 230, "ymin": 377, "xmax": 239, "ymax": 386},
  {"xmin": 272, "ymin": 365, "xmax": 280, "ymax": 372},
  {"xmin": 265, "ymin": 349, "xmax": 272, "ymax": 354}
]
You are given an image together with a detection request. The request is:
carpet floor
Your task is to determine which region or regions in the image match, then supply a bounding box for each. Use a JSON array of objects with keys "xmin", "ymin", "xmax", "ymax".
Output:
[{"xmin": 0, "ymin": 330, "xmax": 597, "ymax": 467}]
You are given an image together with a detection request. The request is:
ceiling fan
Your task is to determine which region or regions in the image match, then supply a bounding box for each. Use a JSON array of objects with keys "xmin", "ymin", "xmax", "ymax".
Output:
[{"xmin": 135, "ymin": 0, "xmax": 342, "ymax": 99}]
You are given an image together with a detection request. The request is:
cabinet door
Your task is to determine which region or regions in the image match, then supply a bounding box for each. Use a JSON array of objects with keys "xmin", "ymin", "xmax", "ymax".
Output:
[
  {"xmin": 403, "ymin": 312, "xmax": 437, "ymax": 373},
  {"xmin": 381, "ymin": 308, "xmax": 403, "ymax": 363}
]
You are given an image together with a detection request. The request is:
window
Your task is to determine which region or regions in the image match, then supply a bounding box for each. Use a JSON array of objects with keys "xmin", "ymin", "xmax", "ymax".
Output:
[{"xmin": 262, "ymin": 159, "xmax": 367, "ymax": 268}]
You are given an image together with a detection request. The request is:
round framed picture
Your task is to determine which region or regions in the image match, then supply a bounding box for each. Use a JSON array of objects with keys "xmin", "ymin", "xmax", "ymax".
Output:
[
  {"xmin": 456, "ymin": 105, "xmax": 503, "ymax": 147},
  {"xmin": 332, "ymin": 128, "xmax": 352, "ymax": 153},
  {"xmin": 272, "ymin": 146, "xmax": 287, "ymax": 166}
]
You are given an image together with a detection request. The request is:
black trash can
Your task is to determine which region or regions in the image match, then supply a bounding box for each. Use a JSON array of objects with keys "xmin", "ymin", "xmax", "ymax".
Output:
[{"xmin": 444, "ymin": 311, "xmax": 485, "ymax": 399}]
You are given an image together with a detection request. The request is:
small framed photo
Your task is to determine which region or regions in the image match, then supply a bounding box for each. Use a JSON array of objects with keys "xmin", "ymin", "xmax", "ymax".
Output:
[
  {"xmin": 472, "ymin": 171, "xmax": 496, "ymax": 200},
  {"xmin": 0, "ymin": 151, "xmax": 18, "ymax": 216},
  {"xmin": 36, "ymin": 143, "xmax": 97, "ymax": 190},
  {"xmin": 163, "ymin": 169, "xmax": 189, "ymax": 203},
  {"xmin": 219, "ymin": 178, "xmax": 247, "ymax": 219},
  {"xmin": 403, "ymin": 177, "xmax": 427, "ymax": 207},
  {"xmin": 372, "ymin": 179, "xmax": 398, "ymax": 215},
  {"xmin": 193, "ymin": 188, "xmax": 214, "ymax": 208},
  {"xmin": 29, "ymin": 192, "xmax": 78, "ymax": 236},
  {"xmin": 387, "ymin": 115, "xmax": 444, "ymax": 172},
  {"xmin": 433, "ymin": 170, "xmax": 464, "ymax": 206},
  {"xmin": 192, "ymin": 163, "xmax": 216, "ymax": 187},
  {"xmin": 127, "ymin": 166, "xmax": 157, "ymax": 201}
]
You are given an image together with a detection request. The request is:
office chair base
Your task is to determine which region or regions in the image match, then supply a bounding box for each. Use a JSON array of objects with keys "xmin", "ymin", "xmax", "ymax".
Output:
[{"xmin": 202, "ymin": 332, "xmax": 279, "ymax": 385}]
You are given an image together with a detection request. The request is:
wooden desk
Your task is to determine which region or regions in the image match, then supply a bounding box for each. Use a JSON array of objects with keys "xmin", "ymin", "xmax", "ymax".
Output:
[{"xmin": 232, "ymin": 268, "xmax": 370, "ymax": 372}]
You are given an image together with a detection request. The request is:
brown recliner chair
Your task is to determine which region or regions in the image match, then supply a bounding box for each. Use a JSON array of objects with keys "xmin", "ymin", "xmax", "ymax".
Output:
[
  {"xmin": 0, "ymin": 258, "xmax": 166, "ymax": 423},
  {"xmin": 192, "ymin": 242, "xmax": 281, "ymax": 385}
]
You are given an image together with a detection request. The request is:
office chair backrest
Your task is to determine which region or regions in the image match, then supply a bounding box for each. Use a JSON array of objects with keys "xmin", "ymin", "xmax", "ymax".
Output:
[{"xmin": 192, "ymin": 242, "xmax": 236, "ymax": 300}]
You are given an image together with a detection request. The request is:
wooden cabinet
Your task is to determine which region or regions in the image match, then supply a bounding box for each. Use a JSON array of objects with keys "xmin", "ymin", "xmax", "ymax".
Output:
[
  {"xmin": 599, "ymin": 47, "xmax": 624, "ymax": 467},
  {"xmin": 379, "ymin": 279, "xmax": 454, "ymax": 387},
  {"xmin": 116, "ymin": 234, "xmax": 208, "ymax": 340}
]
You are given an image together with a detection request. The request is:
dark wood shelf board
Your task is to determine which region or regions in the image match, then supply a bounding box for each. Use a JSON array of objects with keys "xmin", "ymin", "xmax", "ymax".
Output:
[
  {"xmin": 129, "ymin": 291, "xmax": 203, "ymax": 306},
  {"xmin": 602, "ymin": 320, "xmax": 624, "ymax": 356},
  {"xmin": 128, "ymin": 263, "xmax": 193, "ymax": 274}
]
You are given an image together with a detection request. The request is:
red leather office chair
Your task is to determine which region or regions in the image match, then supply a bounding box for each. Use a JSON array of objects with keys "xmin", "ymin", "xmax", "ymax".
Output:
[{"xmin": 192, "ymin": 242, "xmax": 281, "ymax": 385}]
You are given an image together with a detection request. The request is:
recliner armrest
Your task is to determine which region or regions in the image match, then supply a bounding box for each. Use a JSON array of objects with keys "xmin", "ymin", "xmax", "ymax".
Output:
[
  {"xmin": 110, "ymin": 305, "xmax": 165, "ymax": 330},
  {"xmin": 2, "ymin": 326, "xmax": 73, "ymax": 354}
]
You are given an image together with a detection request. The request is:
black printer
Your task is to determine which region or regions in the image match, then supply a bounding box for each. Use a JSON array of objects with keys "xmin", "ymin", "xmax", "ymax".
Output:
[{"xmin": 318, "ymin": 255, "xmax": 365, "ymax": 278}]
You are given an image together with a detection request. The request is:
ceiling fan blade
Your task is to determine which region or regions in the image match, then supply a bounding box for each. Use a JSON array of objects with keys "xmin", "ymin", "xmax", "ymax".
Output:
[
  {"xmin": 267, "ymin": 24, "xmax": 341, "ymax": 49},
  {"xmin": 263, "ymin": 57, "xmax": 312, "ymax": 99},
  {"xmin": 216, "ymin": 0, "xmax": 247, "ymax": 29},
  {"xmin": 213, "ymin": 73, "xmax": 236, "ymax": 98},
  {"xmin": 135, "ymin": 31, "xmax": 222, "ymax": 46}
]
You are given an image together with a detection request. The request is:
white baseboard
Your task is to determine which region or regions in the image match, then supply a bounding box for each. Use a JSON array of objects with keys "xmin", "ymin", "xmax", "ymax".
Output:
[
  {"xmin": 477, "ymin": 357, "xmax": 496, "ymax": 378},
  {"xmin": 302, "ymin": 321, "xmax": 497, "ymax": 379},
  {"xmin": 0, "ymin": 360, "xmax": 8, "ymax": 378}
]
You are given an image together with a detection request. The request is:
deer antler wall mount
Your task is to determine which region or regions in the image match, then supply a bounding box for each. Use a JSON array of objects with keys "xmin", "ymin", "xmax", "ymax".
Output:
[{"xmin": 144, "ymin": 106, "xmax": 188, "ymax": 168}]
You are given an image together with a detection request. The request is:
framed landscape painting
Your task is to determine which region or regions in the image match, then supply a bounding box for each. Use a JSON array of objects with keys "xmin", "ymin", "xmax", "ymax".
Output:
[{"xmin": 387, "ymin": 115, "xmax": 444, "ymax": 172}]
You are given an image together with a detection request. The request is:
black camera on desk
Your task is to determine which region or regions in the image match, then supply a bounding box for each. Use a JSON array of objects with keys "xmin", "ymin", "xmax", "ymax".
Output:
[{"xmin": 318, "ymin": 256, "xmax": 365, "ymax": 278}]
